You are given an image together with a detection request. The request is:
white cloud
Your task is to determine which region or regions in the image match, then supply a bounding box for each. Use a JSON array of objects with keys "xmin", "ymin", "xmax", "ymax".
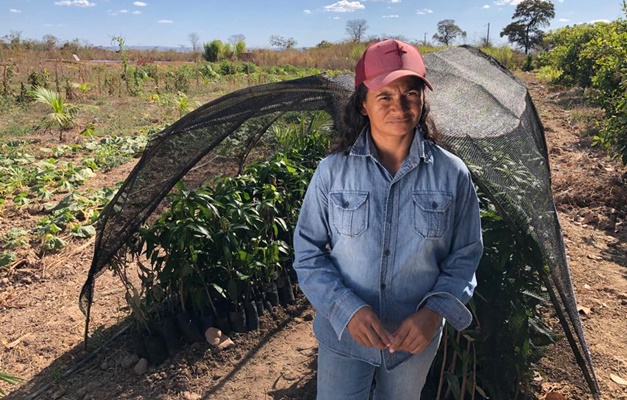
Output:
[
  {"xmin": 324, "ymin": 1, "xmax": 365, "ymax": 12},
  {"xmin": 558, "ymin": 18, "xmax": 569, "ymax": 22},
  {"xmin": 483, "ymin": 4, "xmax": 490, "ymax": 9},
  {"xmin": 493, "ymin": 0, "xmax": 523, "ymax": 6},
  {"xmin": 303, "ymin": 9, "xmax": 311, "ymax": 14},
  {"xmin": 390, "ymin": 0, "xmax": 401, "ymax": 3},
  {"xmin": 132, "ymin": 10, "xmax": 141, "ymax": 14},
  {"xmin": 383, "ymin": 14, "xmax": 399, "ymax": 18},
  {"xmin": 55, "ymin": 0, "xmax": 96, "ymax": 7},
  {"xmin": 134, "ymin": 1, "xmax": 147, "ymax": 6},
  {"xmin": 590, "ymin": 19, "xmax": 609, "ymax": 23},
  {"xmin": 416, "ymin": 8, "xmax": 433, "ymax": 15},
  {"xmin": 10, "ymin": 9, "xmax": 21, "ymax": 13},
  {"xmin": 120, "ymin": 9, "xmax": 128, "ymax": 13},
  {"xmin": 158, "ymin": 19, "xmax": 173, "ymax": 23}
]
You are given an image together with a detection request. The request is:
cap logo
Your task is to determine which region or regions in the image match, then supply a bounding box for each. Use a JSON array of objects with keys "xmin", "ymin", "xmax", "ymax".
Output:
[
  {"xmin": 389, "ymin": 46, "xmax": 406, "ymax": 58},
  {"xmin": 384, "ymin": 46, "xmax": 406, "ymax": 69}
]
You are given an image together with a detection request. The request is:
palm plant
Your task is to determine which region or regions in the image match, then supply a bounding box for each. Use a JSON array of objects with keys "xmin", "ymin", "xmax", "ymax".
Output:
[{"xmin": 30, "ymin": 86, "xmax": 96, "ymax": 141}]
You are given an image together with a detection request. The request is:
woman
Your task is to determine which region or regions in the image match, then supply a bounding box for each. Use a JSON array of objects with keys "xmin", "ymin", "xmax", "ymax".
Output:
[{"xmin": 293, "ymin": 39, "xmax": 483, "ymax": 399}]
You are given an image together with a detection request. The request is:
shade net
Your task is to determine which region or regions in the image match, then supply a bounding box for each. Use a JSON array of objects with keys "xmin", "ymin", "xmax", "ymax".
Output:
[{"xmin": 79, "ymin": 46, "xmax": 599, "ymax": 396}]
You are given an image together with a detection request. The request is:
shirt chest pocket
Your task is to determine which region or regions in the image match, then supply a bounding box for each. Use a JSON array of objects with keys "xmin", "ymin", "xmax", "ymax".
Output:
[
  {"xmin": 329, "ymin": 191, "xmax": 369, "ymax": 237},
  {"xmin": 412, "ymin": 191, "xmax": 453, "ymax": 239}
]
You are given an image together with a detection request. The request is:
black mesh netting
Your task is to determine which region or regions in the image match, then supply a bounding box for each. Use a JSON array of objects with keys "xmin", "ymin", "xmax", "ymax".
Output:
[{"xmin": 79, "ymin": 46, "xmax": 599, "ymax": 396}]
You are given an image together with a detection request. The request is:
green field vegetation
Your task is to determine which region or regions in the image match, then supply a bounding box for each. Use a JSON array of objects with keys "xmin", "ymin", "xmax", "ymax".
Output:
[
  {"xmin": 537, "ymin": 6, "xmax": 627, "ymax": 164},
  {"xmin": 0, "ymin": 39, "xmax": 531, "ymax": 266}
]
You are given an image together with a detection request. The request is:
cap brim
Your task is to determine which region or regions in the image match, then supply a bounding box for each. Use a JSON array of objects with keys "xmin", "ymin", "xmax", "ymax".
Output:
[{"xmin": 363, "ymin": 70, "xmax": 433, "ymax": 91}]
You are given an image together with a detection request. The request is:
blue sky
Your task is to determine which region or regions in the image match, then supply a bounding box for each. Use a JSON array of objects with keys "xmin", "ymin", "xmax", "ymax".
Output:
[{"xmin": 2, "ymin": 0, "xmax": 625, "ymax": 49}]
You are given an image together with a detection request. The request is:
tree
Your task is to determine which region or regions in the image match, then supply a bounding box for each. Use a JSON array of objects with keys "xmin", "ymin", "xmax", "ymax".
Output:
[
  {"xmin": 269, "ymin": 35, "xmax": 297, "ymax": 49},
  {"xmin": 500, "ymin": 0, "xmax": 555, "ymax": 54},
  {"xmin": 203, "ymin": 40, "xmax": 223, "ymax": 62},
  {"xmin": 42, "ymin": 34, "xmax": 58, "ymax": 51},
  {"xmin": 5, "ymin": 31, "xmax": 22, "ymax": 49},
  {"xmin": 188, "ymin": 32, "xmax": 200, "ymax": 52},
  {"xmin": 346, "ymin": 19, "xmax": 369, "ymax": 42},
  {"xmin": 222, "ymin": 42, "xmax": 233, "ymax": 60},
  {"xmin": 228, "ymin": 34, "xmax": 246, "ymax": 45},
  {"xmin": 234, "ymin": 40, "xmax": 246, "ymax": 58},
  {"xmin": 61, "ymin": 38, "xmax": 82, "ymax": 53},
  {"xmin": 432, "ymin": 19, "xmax": 466, "ymax": 46},
  {"xmin": 316, "ymin": 40, "xmax": 333, "ymax": 48}
]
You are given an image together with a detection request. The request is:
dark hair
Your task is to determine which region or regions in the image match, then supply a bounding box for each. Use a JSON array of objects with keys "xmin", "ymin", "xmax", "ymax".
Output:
[{"xmin": 332, "ymin": 78, "xmax": 440, "ymax": 154}]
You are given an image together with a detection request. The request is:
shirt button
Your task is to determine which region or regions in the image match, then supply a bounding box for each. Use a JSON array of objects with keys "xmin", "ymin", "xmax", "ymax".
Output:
[
  {"xmin": 381, "ymin": 283, "xmax": 386, "ymax": 290},
  {"xmin": 432, "ymin": 201, "xmax": 438, "ymax": 209},
  {"xmin": 342, "ymin": 201, "xmax": 349, "ymax": 208},
  {"xmin": 383, "ymin": 249, "xmax": 390, "ymax": 256}
]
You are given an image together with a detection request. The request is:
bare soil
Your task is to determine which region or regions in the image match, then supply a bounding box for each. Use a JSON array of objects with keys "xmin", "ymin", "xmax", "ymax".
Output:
[{"xmin": 1, "ymin": 72, "xmax": 626, "ymax": 400}]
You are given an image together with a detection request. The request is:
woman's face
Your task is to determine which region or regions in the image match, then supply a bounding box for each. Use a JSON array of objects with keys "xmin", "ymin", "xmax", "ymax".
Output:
[{"xmin": 361, "ymin": 76, "xmax": 424, "ymax": 142}]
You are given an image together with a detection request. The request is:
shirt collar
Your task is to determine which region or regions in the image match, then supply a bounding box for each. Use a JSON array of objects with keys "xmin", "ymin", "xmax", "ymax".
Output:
[{"xmin": 349, "ymin": 126, "xmax": 433, "ymax": 165}]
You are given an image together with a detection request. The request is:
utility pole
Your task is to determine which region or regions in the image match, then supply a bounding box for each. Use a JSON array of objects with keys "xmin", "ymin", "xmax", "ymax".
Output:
[
  {"xmin": 486, "ymin": 23, "xmax": 490, "ymax": 46},
  {"xmin": 423, "ymin": 32, "xmax": 428, "ymax": 46}
]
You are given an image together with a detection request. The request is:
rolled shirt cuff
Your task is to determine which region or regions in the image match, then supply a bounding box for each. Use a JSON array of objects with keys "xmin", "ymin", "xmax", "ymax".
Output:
[
  {"xmin": 420, "ymin": 292, "xmax": 473, "ymax": 331},
  {"xmin": 328, "ymin": 291, "xmax": 369, "ymax": 340}
]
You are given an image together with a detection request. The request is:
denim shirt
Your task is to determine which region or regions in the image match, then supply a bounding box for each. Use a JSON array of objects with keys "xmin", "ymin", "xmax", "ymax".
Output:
[{"xmin": 293, "ymin": 127, "xmax": 483, "ymax": 370}]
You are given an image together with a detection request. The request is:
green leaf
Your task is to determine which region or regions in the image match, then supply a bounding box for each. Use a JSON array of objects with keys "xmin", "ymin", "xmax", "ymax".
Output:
[
  {"xmin": 211, "ymin": 283, "xmax": 226, "ymax": 298},
  {"xmin": 188, "ymin": 224, "xmax": 211, "ymax": 238},
  {"xmin": 0, "ymin": 252, "xmax": 17, "ymax": 268},
  {"xmin": 42, "ymin": 235, "xmax": 67, "ymax": 251},
  {"xmin": 71, "ymin": 225, "xmax": 96, "ymax": 238},
  {"xmin": 0, "ymin": 370, "xmax": 23, "ymax": 389},
  {"xmin": 227, "ymin": 278, "xmax": 238, "ymax": 302},
  {"xmin": 475, "ymin": 384, "xmax": 488, "ymax": 398},
  {"xmin": 445, "ymin": 371, "xmax": 462, "ymax": 400}
]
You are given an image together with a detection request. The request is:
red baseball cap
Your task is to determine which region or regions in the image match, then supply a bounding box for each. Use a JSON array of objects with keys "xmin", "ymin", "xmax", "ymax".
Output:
[{"xmin": 354, "ymin": 39, "xmax": 433, "ymax": 91}]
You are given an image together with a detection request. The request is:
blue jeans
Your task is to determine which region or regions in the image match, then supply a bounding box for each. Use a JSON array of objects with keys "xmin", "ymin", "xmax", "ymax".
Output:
[{"xmin": 316, "ymin": 332, "xmax": 442, "ymax": 400}]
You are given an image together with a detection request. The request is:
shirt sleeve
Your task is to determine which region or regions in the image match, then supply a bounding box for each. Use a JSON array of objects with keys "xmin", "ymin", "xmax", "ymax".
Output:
[
  {"xmin": 292, "ymin": 162, "xmax": 369, "ymax": 339},
  {"xmin": 419, "ymin": 168, "xmax": 483, "ymax": 331}
]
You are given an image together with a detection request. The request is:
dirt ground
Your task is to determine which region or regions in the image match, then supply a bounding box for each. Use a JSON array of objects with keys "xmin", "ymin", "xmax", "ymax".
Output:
[{"xmin": 1, "ymin": 72, "xmax": 626, "ymax": 400}]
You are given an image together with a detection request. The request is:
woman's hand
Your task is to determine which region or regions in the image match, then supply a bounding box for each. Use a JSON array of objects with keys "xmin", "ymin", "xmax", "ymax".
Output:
[
  {"xmin": 347, "ymin": 307, "xmax": 392, "ymax": 350},
  {"xmin": 389, "ymin": 308, "xmax": 443, "ymax": 354}
]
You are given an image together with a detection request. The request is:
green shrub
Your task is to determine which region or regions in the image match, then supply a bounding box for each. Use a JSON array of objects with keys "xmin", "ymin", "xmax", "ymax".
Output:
[
  {"xmin": 522, "ymin": 54, "xmax": 534, "ymax": 71},
  {"xmin": 198, "ymin": 63, "xmax": 218, "ymax": 79},
  {"xmin": 133, "ymin": 122, "xmax": 330, "ymax": 316},
  {"xmin": 479, "ymin": 45, "xmax": 524, "ymax": 71},
  {"xmin": 174, "ymin": 65, "xmax": 192, "ymax": 92},
  {"xmin": 535, "ymin": 65, "xmax": 562, "ymax": 83},
  {"xmin": 219, "ymin": 61, "xmax": 236, "ymax": 76},
  {"xmin": 234, "ymin": 40, "xmax": 246, "ymax": 58},
  {"xmin": 238, "ymin": 62, "xmax": 258, "ymax": 74},
  {"xmin": 203, "ymin": 40, "xmax": 223, "ymax": 62},
  {"xmin": 27, "ymin": 69, "xmax": 50, "ymax": 90},
  {"xmin": 222, "ymin": 43, "xmax": 233, "ymax": 60},
  {"xmin": 541, "ymin": 23, "xmax": 601, "ymax": 87},
  {"xmin": 540, "ymin": 10, "xmax": 627, "ymax": 163},
  {"xmin": 280, "ymin": 64, "xmax": 299, "ymax": 74}
]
